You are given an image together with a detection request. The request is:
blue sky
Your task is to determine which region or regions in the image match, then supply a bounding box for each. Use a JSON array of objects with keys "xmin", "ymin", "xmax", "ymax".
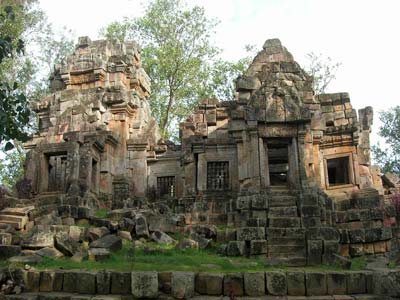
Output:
[{"xmin": 39, "ymin": 0, "xmax": 400, "ymax": 145}]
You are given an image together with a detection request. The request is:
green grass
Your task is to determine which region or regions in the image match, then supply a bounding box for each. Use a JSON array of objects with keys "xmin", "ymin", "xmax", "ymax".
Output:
[
  {"xmin": 28, "ymin": 241, "xmax": 367, "ymax": 273},
  {"xmin": 94, "ymin": 208, "xmax": 109, "ymax": 219}
]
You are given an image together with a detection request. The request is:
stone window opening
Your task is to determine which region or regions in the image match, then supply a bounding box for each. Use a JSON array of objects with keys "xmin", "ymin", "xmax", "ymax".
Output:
[
  {"xmin": 207, "ymin": 161, "xmax": 229, "ymax": 191},
  {"xmin": 327, "ymin": 156, "xmax": 350, "ymax": 186},
  {"xmin": 157, "ymin": 176, "xmax": 175, "ymax": 198}
]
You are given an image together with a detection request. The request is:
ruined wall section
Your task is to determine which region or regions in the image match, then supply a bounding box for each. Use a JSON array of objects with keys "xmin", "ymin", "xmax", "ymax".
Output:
[{"xmin": 25, "ymin": 37, "xmax": 162, "ymax": 205}]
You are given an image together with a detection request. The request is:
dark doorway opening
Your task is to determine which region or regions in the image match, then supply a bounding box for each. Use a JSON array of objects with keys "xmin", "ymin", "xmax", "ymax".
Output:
[
  {"xmin": 47, "ymin": 154, "xmax": 68, "ymax": 192},
  {"xmin": 327, "ymin": 156, "xmax": 350, "ymax": 186},
  {"xmin": 267, "ymin": 141, "xmax": 289, "ymax": 186}
]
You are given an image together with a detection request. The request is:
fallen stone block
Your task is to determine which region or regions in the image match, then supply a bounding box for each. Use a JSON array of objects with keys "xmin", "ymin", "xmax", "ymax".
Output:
[
  {"xmin": 151, "ymin": 230, "xmax": 175, "ymax": 245},
  {"xmin": 88, "ymin": 248, "xmax": 110, "ymax": 261},
  {"xmin": 89, "ymin": 234, "xmax": 122, "ymax": 252}
]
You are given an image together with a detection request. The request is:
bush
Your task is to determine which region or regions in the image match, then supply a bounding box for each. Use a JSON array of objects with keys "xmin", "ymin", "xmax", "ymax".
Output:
[{"xmin": 15, "ymin": 178, "xmax": 32, "ymax": 199}]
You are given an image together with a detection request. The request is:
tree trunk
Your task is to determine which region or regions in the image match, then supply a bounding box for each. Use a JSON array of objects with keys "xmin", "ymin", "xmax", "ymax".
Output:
[{"xmin": 161, "ymin": 92, "xmax": 174, "ymax": 138}]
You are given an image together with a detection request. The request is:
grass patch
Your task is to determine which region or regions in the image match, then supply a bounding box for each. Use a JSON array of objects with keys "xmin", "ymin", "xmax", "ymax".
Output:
[
  {"xmin": 30, "ymin": 241, "xmax": 365, "ymax": 273},
  {"xmin": 349, "ymin": 256, "xmax": 368, "ymax": 271},
  {"xmin": 94, "ymin": 208, "xmax": 109, "ymax": 219}
]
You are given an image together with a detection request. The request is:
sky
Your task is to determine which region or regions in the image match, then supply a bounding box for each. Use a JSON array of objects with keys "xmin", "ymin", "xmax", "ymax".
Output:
[{"xmin": 38, "ymin": 0, "xmax": 400, "ymax": 145}]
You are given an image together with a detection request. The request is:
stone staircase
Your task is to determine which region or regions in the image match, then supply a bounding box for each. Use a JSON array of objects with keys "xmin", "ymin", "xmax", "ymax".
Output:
[
  {"xmin": 266, "ymin": 186, "xmax": 307, "ymax": 266},
  {"xmin": 0, "ymin": 206, "xmax": 35, "ymax": 231}
]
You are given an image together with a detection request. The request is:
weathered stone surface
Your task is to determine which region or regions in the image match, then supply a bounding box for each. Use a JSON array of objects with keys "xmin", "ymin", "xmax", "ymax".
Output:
[
  {"xmin": 195, "ymin": 273, "xmax": 223, "ymax": 295},
  {"xmin": 266, "ymin": 271, "xmax": 287, "ymax": 296},
  {"xmin": 223, "ymin": 273, "xmax": 244, "ymax": 296},
  {"xmin": 21, "ymin": 270, "xmax": 40, "ymax": 292},
  {"xmin": 8, "ymin": 254, "xmax": 42, "ymax": 265},
  {"xmin": 36, "ymin": 247, "xmax": 64, "ymax": 258},
  {"xmin": 250, "ymin": 240, "xmax": 268, "ymax": 255},
  {"xmin": 244, "ymin": 272, "xmax": 265, "ymax": 296},
  {"xmin": 135, "ymin": 214, "xmax": 149, "ymax": 238},
  {"xmin": 117, "ymin": 230, "xmax": 132, "ymax": 241},
  {"xmin": 54, "ymin": 233, "xmax": 80, "ymax": 257},
  {"xmin": 88, "ymin": 227, "xmax": 110, "ymax": 242},
  {"xmin": 227, "ymin": 241, "xmax": 245, "ymax": 256},
  {"xmin": 111, "ymin": 272, "xmax": 131, "ymax": 294},
  {"xmin": 189, "ymin": 232, "xmax": 211, "ymax": 249},
  {"xmin": 22, "ymin": 230, "xmax": 54, "ymax": 249},
  {"xmin": 88, "ymin": 248, "xmax": 110, "ymax": 261},
  {"xmin": 151, "ymin": 230, "xmax": 175, "ymax": 245},
  {"xmin": 287, "ymin": 271, "xmax": 305, "ymax": 296},
  {"xmin": 372, "ymin": 269, "xmax": 400, "ymax": 297},
  {"xmin": 76, "ymin": 271, "xmax": 96, "ymax": 294},
  {"xmin": 347, "ymin": 272, "xmax": 366, "ymax": 294},
  {"xmin": 131, "ymin": 271, "xmax": 158, "ymax": 298},
  {"xmin": 171, "ymin": 272, "xmax": 195, "ymax": 299},
  {"xmin": 175, "ymin": 238, "xmax": 198, "ymax": 250},
  {"xmin": 237, "ymin": 227, "xmax": 265, "ymax": 241},
  {"xmin": 306, "ymin": 272, "xmax": 327, "ymax": 296},
  {"xmin": 327, "ymin": 272, "xmax": 347, "ymax": 295},
  {"xmin": 96, "ymin": 270, "xmax": 111, "ymax": 294},
  {"xmin": 89, "ymin": 234, "xmax": 122, "ymax": 252},
  {"xmin": 0, "ymin": 245, "xmax": 21, "ymax": 258},
  {"xmin": 63, "ymin": 271, "xmax": 78, "ymax": 292}
]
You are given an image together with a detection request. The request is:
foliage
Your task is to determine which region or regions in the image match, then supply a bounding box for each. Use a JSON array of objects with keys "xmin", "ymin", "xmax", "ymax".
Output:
[
  {"xmin": 94, "ymin": 208, "xmax": 110, "ymax": 219},
  {"xmin": 0, "ymin": 3, "xmax": 30, "ymax": 148},
  {"xmin": 0, "ymin": 142, "xmax": 25, "ymax": 189},
  {"xmin": 100, "ymin": 0, "xmax": 251, "ymax": 139},
  {"xmin": 304, "ymin": 52, "xmax": 341, "ymax": 94},
  {"xmin": 371, "ymin": 106, "xmax": 400, "ymax": 175}
]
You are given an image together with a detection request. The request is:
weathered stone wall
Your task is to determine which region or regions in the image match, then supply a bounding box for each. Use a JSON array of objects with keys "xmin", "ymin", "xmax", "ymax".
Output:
[{"xmin": 6, "ymin": 268, "xmax": 400, "ymax": 298}]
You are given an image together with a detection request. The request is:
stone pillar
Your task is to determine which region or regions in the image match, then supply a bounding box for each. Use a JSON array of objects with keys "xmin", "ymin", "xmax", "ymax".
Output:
[
  {"xmin": 259, "ymin": 138, "xmax": 270, "ymax": 188},
  {"xmin": 287, "ymin": 137, "xmax": 300, "ymax": 189},
  {"xmin": 130, "ymin": 143, "xmax": 148, "ymax": 197}
]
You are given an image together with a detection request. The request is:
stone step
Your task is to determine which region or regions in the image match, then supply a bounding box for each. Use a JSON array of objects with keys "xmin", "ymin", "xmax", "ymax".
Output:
[
  {"xmin": 266, "ymin": 256, "xmax": 307, "ymax": 267},
  {"xmin": 268, "ymin": 217, "xmax": 301, "ymax": 228},
  {"xmin": 266, "ymin": 227, "xmax": 305, "ymax": 238},
  {"xmin": 267, "ymin": 237, "xmax": 305, "ymax": 246},
  {"xmin": 0, "ymin": 215, "xmax": 28, "ymax": 230},
  {"xmin": 268, "ymin": 206, "xmax": 298, "ymax": 218},
  {"xmin": 0, "ymin": 206, "xmax": 35, "ymax": 216},
  {"xmin": 269, "ymin": 196, "xmax": 297, "ymax": 207},
  {"xmin": 268, "ymin": 244, "xmax": 306, "ymax": 254},
  {"xmin": 0, "ymin": 221, "xmax": 23, "ymax": 230}
]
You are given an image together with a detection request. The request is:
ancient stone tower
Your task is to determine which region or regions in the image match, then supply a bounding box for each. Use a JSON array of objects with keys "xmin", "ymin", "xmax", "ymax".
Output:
[{"xmin": 24, "ymin": 36, "xmax": 162, "ymax": 207}]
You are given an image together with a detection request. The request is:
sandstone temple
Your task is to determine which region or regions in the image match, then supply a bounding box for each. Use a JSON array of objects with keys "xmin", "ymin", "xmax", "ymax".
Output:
[{"xmin": 1, "ymin": 36, "xmax": 399, "ymax": 276}]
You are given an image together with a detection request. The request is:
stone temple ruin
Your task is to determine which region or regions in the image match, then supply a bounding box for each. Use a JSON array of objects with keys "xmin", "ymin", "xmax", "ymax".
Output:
[{"xmin": 0, "ymin": 36, "xmax": 400, "ymax": 298}]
